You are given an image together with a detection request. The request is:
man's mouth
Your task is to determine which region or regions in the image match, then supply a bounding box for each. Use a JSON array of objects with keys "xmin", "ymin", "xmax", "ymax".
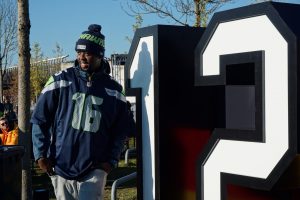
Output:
[
  {"xmin": 80, "ymin": 62, "xmax": 89, "ymax": 70},
  {"xmin": 80, "ymin": 60, "xmax": 88, "ymax": 64}
]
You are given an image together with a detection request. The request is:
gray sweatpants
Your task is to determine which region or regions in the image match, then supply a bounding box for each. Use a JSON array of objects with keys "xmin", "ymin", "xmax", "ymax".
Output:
[{"xmin": 50, "ymin": 169, "xmax": 107, "ymax": 200}]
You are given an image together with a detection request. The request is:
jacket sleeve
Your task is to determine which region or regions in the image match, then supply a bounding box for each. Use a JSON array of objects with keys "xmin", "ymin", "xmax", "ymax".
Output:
[
  {"xmin": 126, "ymin": 101, "xmax": 137, "ymax": 138},
  {"xmin": 31, "ymin": 76, "xmax": 58, "ymax": 160},
  {"xmin": 107, "ymin": 94, "xmax": 136, "ymax": 163},
  {"xmin": 31, "ymin": 124, "xmax": 51, "ymax": 160}
]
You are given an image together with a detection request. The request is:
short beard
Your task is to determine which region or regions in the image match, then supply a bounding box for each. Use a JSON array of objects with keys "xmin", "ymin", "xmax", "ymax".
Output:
[{"xmin": 88, "ymin": 58, "xmax": 102, "ymax": 74}]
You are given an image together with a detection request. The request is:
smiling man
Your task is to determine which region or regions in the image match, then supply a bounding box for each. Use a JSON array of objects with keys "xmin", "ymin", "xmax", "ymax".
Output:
[{"xmin": 31, "ymin": 24, "xmax": 135, "ymax": 200}]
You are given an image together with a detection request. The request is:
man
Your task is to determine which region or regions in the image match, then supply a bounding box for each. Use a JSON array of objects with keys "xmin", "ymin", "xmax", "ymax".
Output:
[
  {"xmin": 0, "ymin": 116, "xmax": 18, "ymax": 145},
  {"xmin": 31, "ymin": 24, "xmax": 135, "ymax": 200},
  {"xmin": 3, "ymin": 96, "xmax": 17, "ymax": 123}
]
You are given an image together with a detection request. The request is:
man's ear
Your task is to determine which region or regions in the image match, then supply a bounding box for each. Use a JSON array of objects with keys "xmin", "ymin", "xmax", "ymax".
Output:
[{"xmin": 101, "ymin": 59, "xmax": 111, "ymax": 74}]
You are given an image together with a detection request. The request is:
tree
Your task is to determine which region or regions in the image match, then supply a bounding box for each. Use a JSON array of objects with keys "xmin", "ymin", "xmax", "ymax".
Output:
[
  {"xmin": 30, "ymin": 68, "xmax": 48, "ymax": 102},
  {"xmin": 3, "ymin": 68, "xmax": 18, "ymax": 106},
  {"xmin": 30, "ymin": 42, "xmax": 46, "ymax": 103},
  {"xmin": 0, "ymin": 0, "xmax": 18, "ymax": 102},
  {"xmin": 30, "ymin": 42, "xmax": 67, "ymax": 103},
  {"xmin": 17, "ymin": 0, "xmax": 32, "ymax": 199},
  {"xmin": 52, "ymin": 42, "xmax": 64, "ymax": 57},
  {"xmin": 125, "ymin": 14, "xmax": 143, "ymax": 43},
  {"xmin": 31, "ymin": 42, "xmax": 43, "ymax": 61},
  {"xmin": 124, "ymin": 0, "xmax": 234, "ymax": 27}
]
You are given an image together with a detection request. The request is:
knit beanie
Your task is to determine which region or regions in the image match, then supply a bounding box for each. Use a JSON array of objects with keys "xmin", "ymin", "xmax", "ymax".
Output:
[{"xmin": 75, "ymin": 24, "xmax": 105, "ymax": 57}]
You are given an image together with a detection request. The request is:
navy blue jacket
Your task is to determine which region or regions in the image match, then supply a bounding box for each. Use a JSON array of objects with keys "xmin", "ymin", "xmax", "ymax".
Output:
[{"xmin": 31, "ymin": 65, "xmax": 133, "ymax": 180}]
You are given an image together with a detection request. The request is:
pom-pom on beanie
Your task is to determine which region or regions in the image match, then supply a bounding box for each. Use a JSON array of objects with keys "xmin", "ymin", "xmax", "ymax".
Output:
[{"xmin": 75, "ymin": 24, "xmax": 105, "ymax": 57}]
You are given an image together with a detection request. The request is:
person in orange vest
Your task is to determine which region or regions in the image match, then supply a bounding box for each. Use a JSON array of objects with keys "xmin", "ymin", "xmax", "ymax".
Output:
[{"xmin": 0, "ymin": 116, "xmax": 18, "ymax": 145}]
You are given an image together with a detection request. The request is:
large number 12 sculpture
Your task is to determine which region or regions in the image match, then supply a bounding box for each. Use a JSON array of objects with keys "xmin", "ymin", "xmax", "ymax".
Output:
[{"xmin": 195, "ymin": 2, "xmax": 300, "ymax": 200}]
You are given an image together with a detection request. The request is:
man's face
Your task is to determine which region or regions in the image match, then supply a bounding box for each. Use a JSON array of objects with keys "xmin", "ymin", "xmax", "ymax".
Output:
[
  {"xmin": 77, "ymin": 51, "xmax": 102, "ymax": 73},
  {"xmin": 0, "ymin": 120, "xmax": 9, "ymax": 131}
]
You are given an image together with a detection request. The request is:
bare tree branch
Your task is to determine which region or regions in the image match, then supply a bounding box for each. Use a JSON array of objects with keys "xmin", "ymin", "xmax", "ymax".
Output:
[
  {"xmin": 123, "ymin": 0, "xmax": 235, "ymax": 27},
  {"xmin": 0, "ymin": 0, "xmax": 18, "ymax": 100}
]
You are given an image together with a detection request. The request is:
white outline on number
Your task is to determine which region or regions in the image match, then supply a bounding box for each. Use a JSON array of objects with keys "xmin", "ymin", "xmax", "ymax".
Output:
[
  {"xmin": 72, "ymin": 92, "xmax": 103, "ymax": 133},
  {"xmin": 201, "ymin": 15, "xmax": 288, "ymax": 200}
]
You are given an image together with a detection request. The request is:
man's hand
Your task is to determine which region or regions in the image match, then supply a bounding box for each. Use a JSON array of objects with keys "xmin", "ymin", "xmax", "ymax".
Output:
[{"xmin": 37, "ymin": 157, "xmax": 55, "ymax": 176}]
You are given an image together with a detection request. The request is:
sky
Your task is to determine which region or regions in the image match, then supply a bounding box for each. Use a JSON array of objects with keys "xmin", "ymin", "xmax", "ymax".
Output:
[{"xmin": 27, "ymin": 0, "xmax": 300, "ymax": 64}]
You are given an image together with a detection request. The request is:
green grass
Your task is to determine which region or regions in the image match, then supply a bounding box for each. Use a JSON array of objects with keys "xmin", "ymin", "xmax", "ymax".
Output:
[
  {"xmin": 105, "ymin": 159, "xmax": 137, "ymax": 200},
  {"xmin": 32, "ymin": 158, "xmax": 137, "ymax": 200}
]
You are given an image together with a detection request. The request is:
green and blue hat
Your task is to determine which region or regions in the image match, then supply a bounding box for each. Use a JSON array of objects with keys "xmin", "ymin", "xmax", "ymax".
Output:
[{"xmin": 75, "ymin": 24, "xmax": 105, "ymax": 57}]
